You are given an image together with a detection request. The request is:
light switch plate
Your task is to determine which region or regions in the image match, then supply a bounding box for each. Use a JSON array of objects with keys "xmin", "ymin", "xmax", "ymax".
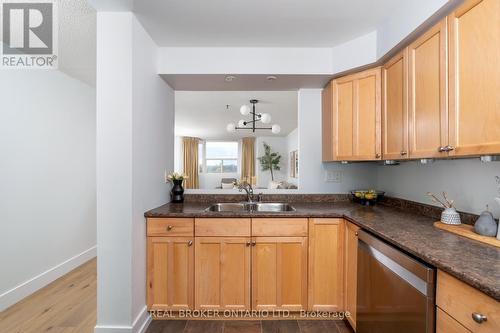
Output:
[{"xmin": 325, "ymin": 170, "xmax": 342, "ymax": 183}]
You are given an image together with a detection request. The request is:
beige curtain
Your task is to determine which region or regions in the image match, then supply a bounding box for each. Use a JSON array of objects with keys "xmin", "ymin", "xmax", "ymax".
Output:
[
  {"xmin": 183, "ymin": 137, "xmax": 199, "ymax": 189},
  {"xmin": 241, "ymin": 137, "xmax": 255, "ymax": 182}
]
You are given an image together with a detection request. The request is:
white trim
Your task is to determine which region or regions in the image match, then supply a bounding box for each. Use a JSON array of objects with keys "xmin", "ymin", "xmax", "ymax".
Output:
[
  {"xmin": 94, "ymin": 306, "xmax": 151, "ymax": 333},
  {"xmin": 0, "ymin": 246, "xmax": 97, "ymax": 312},
  {"xmin": 132, "ymin": 306, "xmax": 151, "ymax": 333}
]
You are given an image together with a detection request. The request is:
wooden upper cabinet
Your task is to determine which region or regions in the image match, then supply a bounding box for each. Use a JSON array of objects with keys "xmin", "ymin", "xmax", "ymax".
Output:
[
  {"xmin": 195, "ymin": 237, "xmax": 251, "ymax": 310},
  {"xmin": 147, "ymin": 237, "xmax": 194, "ymax": 310},
  {"xmin": 408, "ymin": 19, "xmax": 449, "ymax": 159},
  {"xmin": 382, "ymin": 50, "xmax": 409, "ymax": 160},
  {"xmin": 448, "ymin": 0, "xmax": 500, "ymax": 156},
  {"xmin": 252, "ymin": 236, "xmax": 308, "ymax": 311},
  {"xmin": 322, "ymin": 81, "xmax": 335, "ymax": 161},
  {"xmin": 331, "ymin": 67, "xmax": 382, "ymax": 161},
  {"xmin": 308, "ymin": 218, "xmax": 345, "ymax": 312},
  {"xmin": 344, "ymin": 222, "xmax": 360, "ymax": 331}
]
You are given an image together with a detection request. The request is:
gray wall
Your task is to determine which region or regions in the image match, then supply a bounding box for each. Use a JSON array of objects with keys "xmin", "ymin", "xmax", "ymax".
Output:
[{"xmin": 376, "ymin": 159, "xmax": 500, "ymax": 217}]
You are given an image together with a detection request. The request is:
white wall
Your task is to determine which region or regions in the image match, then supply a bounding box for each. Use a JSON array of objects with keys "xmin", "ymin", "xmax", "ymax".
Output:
[
  {"xmin": 298, "ymin": 89, "xmax": 377, "ymax": 193},
  {"xmin": 158, "ymin": 47, "xmax": 334, "ymax": 74},
  {"xmin": 95, "ymin": 12, "xmax": 174, "ymax": 333},
  {"xmin": 376, "ymin": 159, "xmax": 500, "ymax": 218},
  {"xmin": 0, "ymin": 70, "xmax": 96, "ymax": 311},
  {"xmin": 131, "ymin": 16, "xmax": 175, "ymax": 322}
]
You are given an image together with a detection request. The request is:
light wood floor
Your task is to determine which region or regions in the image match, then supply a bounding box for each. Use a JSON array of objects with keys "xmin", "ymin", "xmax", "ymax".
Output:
[{"xmin": 0, "ymin": 258, "xmax": 97, "ymax": 333}]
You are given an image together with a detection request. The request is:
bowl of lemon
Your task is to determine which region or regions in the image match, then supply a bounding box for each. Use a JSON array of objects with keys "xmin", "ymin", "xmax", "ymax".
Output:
[{"xmin": 350, "ymin": 190, "xmax": 385, "ymax": 206}]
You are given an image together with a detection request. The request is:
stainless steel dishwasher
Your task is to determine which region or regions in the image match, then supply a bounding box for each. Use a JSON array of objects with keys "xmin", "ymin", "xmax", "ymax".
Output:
[{"xmin": 356, "ymin": 230, "xmax": 436, "ymax": 333}]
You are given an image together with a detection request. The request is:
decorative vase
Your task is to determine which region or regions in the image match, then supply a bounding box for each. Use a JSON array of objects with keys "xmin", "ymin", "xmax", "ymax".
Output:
[
  {"xmin": 474, "ymin": 210, "xmax": 497, "ymax": 236},
  {"xmin": 441, "ymin": 207, "xmax": 461, "ymax": 225},
  {"xmin": 171, "ymin": 179, "xmax": 184, "ymax": 203}
]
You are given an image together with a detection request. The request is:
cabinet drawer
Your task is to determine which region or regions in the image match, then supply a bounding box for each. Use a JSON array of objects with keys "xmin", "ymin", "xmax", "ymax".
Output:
[
  {"xmin": 147, "ymin": 218, "xmax": 194, "ymax": 236},
  {"xmin": 252, "ymin": 218, "xmax": 308, "ymax": 236},
  {"xmin": 437, "ymin": 270, "xmax": 500, "ymax": 333},
  {"xmin": 195, "ymin": 218, "xmax": 251, "ymax": 237}
]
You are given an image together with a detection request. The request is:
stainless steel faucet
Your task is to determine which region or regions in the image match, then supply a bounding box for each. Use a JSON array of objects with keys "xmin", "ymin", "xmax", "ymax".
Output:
[{"xmin": 238, "ymin": 181, "xmax": 255, "ymax": 202}]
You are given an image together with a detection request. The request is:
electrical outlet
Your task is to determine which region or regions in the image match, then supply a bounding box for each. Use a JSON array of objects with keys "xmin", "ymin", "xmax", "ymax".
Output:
[{"xmin": 325, "ymin": 170, "xmax": 342, "ymax": 183}]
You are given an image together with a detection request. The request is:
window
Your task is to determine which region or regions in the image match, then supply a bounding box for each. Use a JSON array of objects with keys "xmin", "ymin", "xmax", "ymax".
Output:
[{"xmin": 205, "ymin": 141, "xmax": 238, "ymax": 173}]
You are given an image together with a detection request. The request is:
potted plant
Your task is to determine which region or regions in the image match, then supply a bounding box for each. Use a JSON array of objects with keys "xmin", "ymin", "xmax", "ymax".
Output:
[
  {"xmin": 257, "ymin": 142, "xmax": 281, "ymax": 184},
  {"xmin": 166, "ymin": 172, "xmax": 189, "ymax": 203}
]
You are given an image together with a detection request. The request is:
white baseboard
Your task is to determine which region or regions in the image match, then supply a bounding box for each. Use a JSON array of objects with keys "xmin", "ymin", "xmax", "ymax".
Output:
[
  {"xmin": 94, "ymin": 306, "xmax": 151, "ymax": 333},
  {"xmin": 0, "ymin": 246, "xmax": 97, "ymax": 312}
]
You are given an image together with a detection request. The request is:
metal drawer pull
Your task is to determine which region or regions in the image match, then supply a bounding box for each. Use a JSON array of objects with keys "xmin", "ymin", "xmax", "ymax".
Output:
[
  {"xmin": 400, "ymin": 151, "xmax": 407, "ymax": 156},
  {"xmin": 445, "ymin": 145, "xmax": 455, "ymax": 151},
  {"xmin": 438, "ymin": 146, "xmax": 447, "ymax": 152},
  {"xmin": 188, "ymin": 240, "xmax": 193, "ymax": 246},
  {"xmin": 471, "ymin": 312, "xmax": 487, "ymax": 324},
  {"xmin": 167, "ymin": 225, "xmax": 173, "ymax": 231}
]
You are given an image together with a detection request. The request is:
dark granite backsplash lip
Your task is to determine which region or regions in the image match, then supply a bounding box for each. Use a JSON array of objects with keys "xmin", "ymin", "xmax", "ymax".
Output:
[{"xmin": 144, "ymin": 195, "xmax": 500, "ymax": 301}]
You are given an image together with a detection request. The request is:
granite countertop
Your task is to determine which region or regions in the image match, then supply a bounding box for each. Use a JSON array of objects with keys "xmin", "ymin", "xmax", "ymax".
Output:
[{"xmin": 145, "ymin": 200, "xmax": 500, "ymax": 301}]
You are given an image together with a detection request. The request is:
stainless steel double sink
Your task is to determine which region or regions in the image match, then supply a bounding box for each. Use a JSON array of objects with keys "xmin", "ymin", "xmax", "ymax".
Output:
[{"xmin": 205, "ymin": 202, "xmax": 295, "ymax": 213}]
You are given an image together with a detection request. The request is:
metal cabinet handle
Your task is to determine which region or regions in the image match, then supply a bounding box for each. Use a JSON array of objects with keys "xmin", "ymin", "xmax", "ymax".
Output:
[
  {"xmin": 471, "ymin": 312, "xmax": 487, "ymax": 324},
  {"xmin": 355, "ymin": 232, "xmax": 359, "ymax": 236},
  {"xmin": 400, "ymin": 151, "xmax": 407, "ymax": 156},
  {"xmin": 251, "ymin": 240, "xmax": 256, "ymax": 246},
  {"xmin": 438, "ymin": 146, "xmax": 447, "ymax": 152},
  {"xmin": 445, "ymin": 145, "xmax": 455, "ymax": 152},
  {"xmin": 246, "ymin": 241, "xmax": 251, "ymax": 247},
  {"xmin": 167, "ymin": 225, "xmax": 173, "ymax": 231},
  {"xmin": 188, "ymin": 240, "xmax": 193, "ymax": 246},
  {"xmin": 375, "ymin": 153, "xmax": 381, "ymax": 158}
]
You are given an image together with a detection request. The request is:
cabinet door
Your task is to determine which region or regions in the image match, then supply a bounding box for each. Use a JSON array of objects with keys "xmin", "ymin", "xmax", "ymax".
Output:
[
  {"xmin": 332, "ymin": 68, "xmax": 382, "ymax": 161},
  {"xmin": 147, "ymin": 237, "xmax": 194, "ymax": 310},
  {"xmin": 195, "ymin": 237, "xmax": 251, "ymax": 310},
  {"xmin": 345, "ymin": 222, "xmax": 360, "ymax": 331},
  {"xmin": 308, "ymin": 218, "xmax": 345, "ymax": 312},
  {"xmin": 252, "ymin": 237, "xmax": 308, "ymax": 311},
  {"xmin": 322, "ymin": 81, "xmax": 336, "ymax": 161},
  {"xmin": 448, "ymin": 0, "xmax": 500, "ymax": 156},
  {"xmin": 354, "ymin": 68, "xmax": 382, "ymax": 160},
  {"xmin": 333, "ymin": 78, "xmax": 355, "ymax": 160},
  {"xmin": 408, "ymin": 19, "xmax": 449, "ymax": 158},
  {"xmin": 383, "ymin": 50, "xmax": 409, "ymax": 160}
]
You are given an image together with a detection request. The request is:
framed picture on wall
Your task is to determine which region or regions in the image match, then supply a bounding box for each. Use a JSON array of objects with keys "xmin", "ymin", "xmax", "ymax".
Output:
[{"xmin": 290, "ymin": 150, "xmax": 298, "ymax": 178}]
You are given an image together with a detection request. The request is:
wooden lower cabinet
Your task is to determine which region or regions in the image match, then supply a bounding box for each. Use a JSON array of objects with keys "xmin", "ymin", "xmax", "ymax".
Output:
[
  {"xmin": 147, "ymin": 237, "xmax": 194, "ymax": 310},
  {"xmin": 195, "ymin": 237, "xmax": 251, "ymax": 310},
  {"xmin": 252, "ymin": 237, "xmax": 308, "ymax": 311},
  {"xmin": 308, "ymin": 218, "xmax": 345, "ymax": 312},
  {"xmin": 437, "ymin": 307, "xmax": 471, "ymax": 333},
  {"xmin": 344, "ymin": 221, "xmax": 360, "ymax": 331},
  {"xmin": 437, "ymin": 270, "xmax": 500, "ymax": 333}
]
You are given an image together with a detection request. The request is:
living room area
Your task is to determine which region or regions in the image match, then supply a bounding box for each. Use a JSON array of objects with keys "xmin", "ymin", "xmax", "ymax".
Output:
[{"xmin": 173, "ymin": 91, "xmax": 299, "ymax": 191}]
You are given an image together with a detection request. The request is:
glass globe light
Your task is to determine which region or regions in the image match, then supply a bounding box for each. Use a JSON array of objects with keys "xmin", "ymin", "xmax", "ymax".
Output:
[
  {"xmin": 238, "ymin": 119, "xmax": 246, "ymax": 127},
  {"xmin": 271, "ymin": 124, "xmax": 281, "ymax": 134},
  {"xmin": 240, "ymin": 105, "xmax": 250, "ymax": 116},
  {"xmin": 260, "ymin": 113, "xmax": 271, "ymax": 124},
  {"xmin": 226, "ymin": 123, "xmax": 236, "ymax": 133}
]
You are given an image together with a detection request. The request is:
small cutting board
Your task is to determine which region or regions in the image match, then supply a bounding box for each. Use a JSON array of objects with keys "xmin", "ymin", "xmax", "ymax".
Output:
[{"xmin": 434, "ymin": 222, "xmax": 500, "ymax": 248}]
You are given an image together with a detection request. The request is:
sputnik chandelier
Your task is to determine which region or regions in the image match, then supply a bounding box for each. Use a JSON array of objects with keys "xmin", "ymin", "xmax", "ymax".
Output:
[{"xmin": 226, "ymin": 99, "xmax": 281, "ymax": 134}]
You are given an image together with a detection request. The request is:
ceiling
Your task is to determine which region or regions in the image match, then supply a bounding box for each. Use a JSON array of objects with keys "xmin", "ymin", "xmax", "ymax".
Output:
[
  {"xmin": 162, "ymin": 74, "xmax": 332, "ymax": 91},
  {"xmin": 133, "ymin": 0, "xmax": 401, "ymax": 47},
  {"xmin": 175, "ymin": 91, "xmax": 298, "ymax": 140}
]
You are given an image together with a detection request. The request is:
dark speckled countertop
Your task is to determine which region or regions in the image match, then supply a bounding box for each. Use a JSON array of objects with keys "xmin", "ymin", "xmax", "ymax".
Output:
[{"xmin": 145, "ymin": 200, "xmax": 500, "ymax": 301}]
